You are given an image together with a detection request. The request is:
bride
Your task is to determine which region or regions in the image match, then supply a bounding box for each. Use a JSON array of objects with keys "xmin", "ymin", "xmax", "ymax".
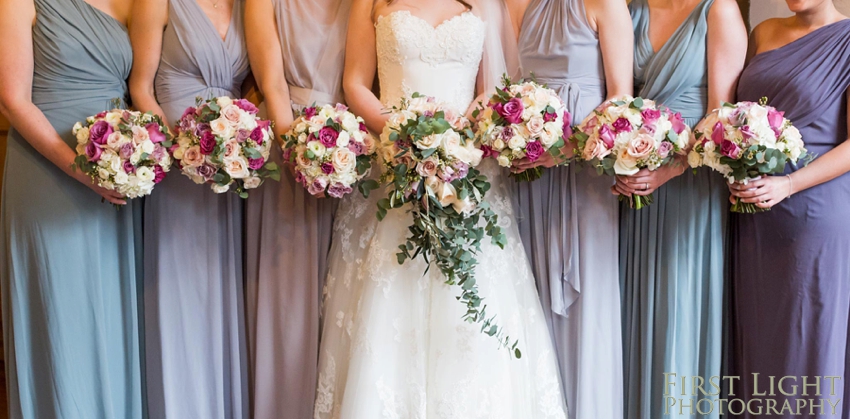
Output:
[{"xmin": 314, "ymin": 0, "xmax": 568, "ymax": 417}]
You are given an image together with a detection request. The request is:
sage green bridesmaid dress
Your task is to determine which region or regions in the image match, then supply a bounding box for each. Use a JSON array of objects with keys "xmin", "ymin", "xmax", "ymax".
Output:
[
  {"xmin": 620, "ymin": 1, "xmax": 726, "ymax": 418},
  {"xmin": 0, "ymin": 0, "xmax": 143, "ymax": 418}
]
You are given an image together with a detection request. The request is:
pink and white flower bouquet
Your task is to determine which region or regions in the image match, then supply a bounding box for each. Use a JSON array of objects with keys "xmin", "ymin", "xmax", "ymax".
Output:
[
  {"xmin": 475, "ymin": 77, "xmax": 572, "ymax": 182},
  {"xmin": 282, "ymin": 103, "xmax": 377, "ymax": 198},
  {"xmin": 572, "ymin": 96, "xmax": 691, "ymax": 209},
  {"xmin": 373, "ymin": 94, "xmax": 517, "ymax": 356},
  {"xmin": 172, "ymin": 97, "xmax": 280, "ymax": 198},
  {"xmin": 72, "ymin": 109, "xmax": 172, "ymax": 199},
  {"xmin": 688, "ymin": 98, "xmax": 808, "ymax": 213}
]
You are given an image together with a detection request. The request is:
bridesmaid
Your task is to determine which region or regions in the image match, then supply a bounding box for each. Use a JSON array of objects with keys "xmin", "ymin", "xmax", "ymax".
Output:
[
  {"xmin": 612, "ymin": 0, "xmax": 746, "ymax": 418},
  {"xmin": 243, "ymin": 0, "xmax": 349, "ymax": 417},
  {"xmin": 508, "ymin": 0, "xmax": 633, "ymax": 416},
  {"xmin": 0, "ymin": 0, "xmax": 143, "ymax": 418},
  {"xmin": 728, "ymin": 3, "xmax": 850, "ymax": 418},
  {"xmin": 128, "ymin": 0, "xmax": 250, "ymax": 417}
]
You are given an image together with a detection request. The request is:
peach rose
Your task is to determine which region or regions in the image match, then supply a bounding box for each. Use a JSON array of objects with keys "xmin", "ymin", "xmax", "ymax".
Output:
[
  {"xmin": 627, "ymin": 133, "xmax": 656, "ymax": 159},
  {"xmin": 331, "ymin": 148, "xmax": 356, "ymax": 173},
  {"xmin": 225, "ymin": 157, "xmax": 251, "ymax": 179},
  {"xmin": 182, "ymin": 146, "xmax": 204, "ymax": 167}
]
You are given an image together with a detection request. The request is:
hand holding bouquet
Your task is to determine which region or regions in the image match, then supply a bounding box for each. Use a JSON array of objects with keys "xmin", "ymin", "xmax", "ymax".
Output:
[
  {"xmin": 172, "ymin": 97, "xmax": 280, "ymax": 198},
  {"xmin": 688, "ymin": 98, "xmax": 808, "ymax": 213},
  {"xmin": 72, "ymin": 109, "xmax": 172, "ymax": 201},
  {"xmin": 282, "ymin": 103, "xmax": 377, "ymax": 198},
  {"xmin": 572, "ymin": 96, "xmax": 691, "ymax": 209},
  {"xmin": 475, "ymin": 76, "xmax": 572, "ymax": 182},
  {"xmin": 373, "ymin": 94, "xmax": 518, "ymax": 357}
]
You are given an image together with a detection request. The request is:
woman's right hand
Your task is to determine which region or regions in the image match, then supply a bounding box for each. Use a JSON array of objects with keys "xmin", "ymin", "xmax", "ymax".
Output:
[{"xmin": 70, "ymin": 169, "xmax": 127, "ymax": 205}]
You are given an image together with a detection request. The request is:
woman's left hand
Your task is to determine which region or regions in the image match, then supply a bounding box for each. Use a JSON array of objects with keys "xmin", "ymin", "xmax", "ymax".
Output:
[
  {"xmin": 511, "ymin": 153, "xmax": 558, "ymax": 173},
  {"xmin": 728, "ymin": 175, "xmax": 792, "ymax": 209},
  {"xmin": 614, "ymin": 164, "xmax": 686, "ymax": 196}
]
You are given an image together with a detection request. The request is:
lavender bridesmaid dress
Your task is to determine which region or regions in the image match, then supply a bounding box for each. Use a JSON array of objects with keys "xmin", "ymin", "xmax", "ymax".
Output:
[
  {"xmin": 515, "ymin": 0, "xmax": 624, "ymax": 417},
  {"xmin": 142, "ymin": 1, "xmax": 250, "ymax": 417},
  {"xmin": 242, "ymin": 1, "xmax": 349, "ymax": 418},
  {"xmin": 731, "ymin": 19, "xmax": 850, "ymax": 419}
]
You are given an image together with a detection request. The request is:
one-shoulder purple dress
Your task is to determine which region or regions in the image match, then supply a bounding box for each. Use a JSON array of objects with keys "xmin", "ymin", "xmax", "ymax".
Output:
[{"xmin": 730, "ymin": 20, "xmax": 850, "ymax": 419}]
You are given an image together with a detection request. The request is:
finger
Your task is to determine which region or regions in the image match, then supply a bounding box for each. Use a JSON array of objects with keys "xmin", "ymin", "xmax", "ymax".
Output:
[
  {"xmin": 735, "ymin": 184, "xmax": 770, "ymax": 199},
  {"xmin": 610, "ymin": 185, "xmax": 619, "ymax": 196},
  {"xmin": 633, "ymin": 187, "xmax": 655, "ymax": 196},
  {"xmin": 729, "ymin": 194, "xmax": 737, "ymax": 205},
  {"xmin": 613, "ymin": 183, "xmax": 633, "ymax": 197},
  {"xmin": 741, "ymin": 192, "xmax": 772, "ymax": 203},
  {"xmin": 757, "ymin": 198, "xmax": 778, "ymax": 209},
  {"xmin": 104, "ymin": 195, "xmax": 127, "ymax": 205}
]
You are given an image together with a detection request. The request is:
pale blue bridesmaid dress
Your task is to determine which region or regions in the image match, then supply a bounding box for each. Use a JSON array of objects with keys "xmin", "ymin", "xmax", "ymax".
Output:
[
  {"xmin": 0, "ymin": 0, "xmax": 143, "ymax": 417},
  {"xmin": 142, "ymin": 0, "xmax": 250, "ymax": 417},
  {"xmin": 515, "ymin": 1, "xmax": 624, "ymax": 418},
  {"xmin": 621, "ymin": 1, "xmax": 726, "ymax": 418}
]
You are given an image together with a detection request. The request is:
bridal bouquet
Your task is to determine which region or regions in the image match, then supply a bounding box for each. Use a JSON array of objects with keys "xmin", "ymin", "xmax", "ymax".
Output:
[
  {"xmin": 72, "ymin": 109, "xmax": 172, "ymax": 199},
  {"xmin": 572, "ymin": 96, "xmax": 691, "ymax": 209},
  {"xmin": 373, "ymin": 94, "xmax": 518, "ymax": 357},
  {"xmin": 172, "ymin": 97, "xmax": 280, "ymax": 198},
  {"xmin": 688, "ymin": 98, "xmax": 808, "ymax": 213},
  {"xmin": 282, "ymin": 103, "xmax": 377, "ymax": 198},
  {"xmin": 475, "ymin": 77, "xmax": 572, "ymax": 182}
]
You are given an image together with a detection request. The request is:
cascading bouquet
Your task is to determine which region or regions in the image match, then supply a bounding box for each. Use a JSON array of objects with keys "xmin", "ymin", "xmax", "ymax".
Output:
[
  {"xmin": 572, "ymin": 96, "xmax": 691, "ymax": 209},
  {"xmin": 72, "ymin": 109, "xmax": 172, "ymax": 199},
  {"xmin": 474, "ymin": 76, "xmax": 572, "ymax": 182},
  {"xmin": 281, "ymin": 103, "xmax": 377, "ymax": 198},
  {"xmin": 172, "ymin": 97, "xmax": 280, "ymax": 197},
  {"xmin": 688, "ymin": 98, "xmax": 808, "ymax": 213},
  {"xmin": 369, "ymin": 93, "xmax": 519, "ymax": 357}
]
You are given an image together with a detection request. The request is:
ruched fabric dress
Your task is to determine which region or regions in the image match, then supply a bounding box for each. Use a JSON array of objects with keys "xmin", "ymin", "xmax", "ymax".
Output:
[
  {"xmin": 515, "ymin": 1, "xmax": 623, "ymax": 417},
  {"xmin": 142, "ymin": 0, "xmax": 250, "ymax": 417},
  {"xmin": 0, "ymin": 0, "xmax": 143, "ymax": 417},
  {"xmin": 242, "ymin": 1, "xmax": 349, "ymax": 418},
  {"xmin": 730, "ymin": 19, "xmax": 850, "ymax": 419},
  {"xmin": 620, "ymin": 1, "xmax": 727, "ymax": 418}
]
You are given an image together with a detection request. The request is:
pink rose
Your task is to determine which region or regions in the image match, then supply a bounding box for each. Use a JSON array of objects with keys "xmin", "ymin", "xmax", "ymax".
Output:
[
  {"xmin": 318, "ymin": 127, "xmax": 339, "ymax": 148},
  {"xmin": 146, "ymin": 123, "xmax": 166, "ymax": 143},
  {"xmin": 200, "ymin": 131, "xmax": 217, "ymax": 155},
  {"xmin": 612, "ymin": 117, "xmax": 632, "ymax": 134},
  {"xmin": 543, "ymin": 112, "xmax": 557, "ymax": 123},
  {"xmin": 525, "ymin": 140, "xmax": 544, "ymax": 162},
  {"xmin": 327, "ymin": 183, "xmax": 353, "ymax": 198},
  {"xmin": 321, "ymin": 162, "xmax": 335, "ymax": 174},
  {"xmin": 720, "ymin": 139, "xmax": 742, "ymax": 159},
  {"xmin": 303, "ymin": 107, "xmax": 318, "ymax": 119},
  {"xmin": 294, "ymin": 171, "xmax": 306, "ymax": 186},
  {"xmin": 767, "ymin": 108, "xmax": 785, "ymax": 129},
  {"xmin": 359, "ymin": 122, "xmax": 369, "ymax": 133},
  {"xmin": 582, "ymin": 135, "xmax": 610, "ymax": 160},
  {"xmin": 95, "ymin": 111, "xmax": 108, "ymax": 119},
  {"xmin": 480, "ymin": 145, "xmax": 498, "ymax": 159},
  {"xmin": 89, "ymin": 120, "xmax": 112, "ymax": 145},
  {"xmin": 119, "ymin": 142, "xmax": 135, "ymax": 159},
  {"xmin": 181, "ymin": 107, "xmax": 196, "ymax": 120},
  {"xmin": 249, "ymin": 127, "xmax": 266, "ymax": 144},
  {"xmin": 236, "ymin": 129, "xmax": 251, "ymax": 143},
  {"xmin": 222, "ymin": 140, "xmax": 240, "ymax": 160},
  {"xmin": 658, "ymin": 141, "xmax": 673, "ymax": 158},
  {"xmin": 196, "ymin": 164, "xmax": 217, "ymax": 181},
  {"xmin": 123, "ymin": 160, "xmax": 135, "ymax": 174},
  {"xmin": 740, "ymin": 125, "xmax": 755, "ymax": 141},
  {"xmin": 562, "ymin": 111, "xmax": 573, "ymax": 138},
  {"xmin": 527, "ymin": 116, "xmax": 545, "ymax": 136},
  {"xmin": 711, "ymin": 121, "xmax": 724, "ymax": 145},
  {"xmin": 416, "ymin": 158, "xmax": 439, "ymax": 178},
  {"xmin": 495, "ymin": 98, "xmax": 524, "ymax": 124},
  {"xmin": 599, "ymin": 125, "xmax": 616, "ymax": 149},
  {"xmin": 154, "ymin": 165, "xmax": 166, "ymax": 183},
  {"xmin": 671, "ymin": 112, "xmax": 687, "ymax": 135},
  {"xmin": 234, "ymin": 99, "xmax": 259, "ymax": 114},
  {"xmin": 248, "ymin": 157, "xmax": 265, "ymax": 170},
  {"xmin": 585, "ymin": 115, "xmax": 599, "ymax": 131},
  {"xmin": 627, "ymin": 133, "xmax": 656, "ymax": 159},
  {"xmin": 222, "ymin": 105, "xmax": 243, "ymax": 125},
  {"xmin": 641, "ymin": 109, "xmax": 661, "ymax": 124},
  {"xmin": 85, "ymin": 142, "xmax": 102, "ymax": 162},
  {"xmin": 307, "ymin": 177, "xmax": 329, "ymax": 196},
  {"xmin": 347, "ymin": 141, "xmax": 365, "ymax": 156}
]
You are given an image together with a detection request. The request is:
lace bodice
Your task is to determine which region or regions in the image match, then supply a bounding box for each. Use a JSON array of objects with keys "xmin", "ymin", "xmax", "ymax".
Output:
[{"xmin": 375, "ymin": 10, "xmax": 485, "ymax": 113}]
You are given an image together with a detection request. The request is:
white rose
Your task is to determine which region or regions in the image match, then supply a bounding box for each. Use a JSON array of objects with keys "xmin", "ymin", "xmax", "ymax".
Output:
[
  {"xmin": 330, "ymin": 170, "xmax": 357, "ymax": 186},
  {"xmin": 136, "ymin": 166, "xmax": 155, "ymax": 182},
  {"xmin": 441, "ymin": 130, "xmax": 463, "ymax": 158},
  {"xmin": 105, "ymin": 111, "xmax": 122, "ymax": 127},
  {"xmin": 75, "ymin": 126, "xmax": 90, "ymax": 145},
  {"xmin": 212, "ymin": 183, "xmax": 231, "ymax": 194},
  {"xmin": 216, "ymin": 96, "xmax": 234, "ymax": 108},
  {"xmin": 492, "ymin": 138, "xmax": 506, "ymax": 151},
  {"xmin": 331, "ymin": 148, "xmax": 356, "ymax": 173},
  {"xmin": 340, "ymin": 113, "xmax": 359, "ymax": 132},
  {"xmin": 462, "ymin": 140, "xmax": 483, "ymax": 167},
  {"xmin": 452, "ymin": 196, "xmax": 475, "ymax": 215},
  {"xmin": 225, "ymin": 157, "xmax": 251, "ymax": 179},
  {"xmin": 527, "ymin": 116, "xmax": 545, "ymax": 136},
  {"xmin": 613, "ymin": 147, "xmax": 639, "ymax": 176},
  {"xmin": 113, "ymin": 171, "xmax": 129, "ymax": 185},
  {"xmin": 307, "ymin": 141, "xmax": 327, "ymax": 158},
  {"xmin": 436, "ymin": 182, "xmax": 457, "ymax": 207},
  {"xmin": 747, "ymin": 104, "xmax": 768, "ymax": 121},
  {"xmin": 508, "ymin": 135, "xmax": 527, "ymax": 151},
  {"xmin": 97, "ymin": 168, "xmax": 110, "ymax": 180},
  {"xmin": 496, "ymin": 154, "xmax": 511, "ymax": 167},
  {"xmin": 243, "ymin": 176, "xmax": 262, "ymax": 189},
  {"xmin": 416, "ymin": 133, "xmax": 444, "ymax": 150},
  {"xmin": 336, "ymin": 130, "xmax": 351, "ymax": 148},
  {"xmin": 141, "ymin": 139, "xmax": 155, "ymax": 155}
]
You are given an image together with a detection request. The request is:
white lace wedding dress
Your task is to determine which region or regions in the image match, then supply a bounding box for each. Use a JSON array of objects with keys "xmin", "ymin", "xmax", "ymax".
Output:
[{"xmin": 314, "ymin": 10, "xmax": 568, "ymax": 419}]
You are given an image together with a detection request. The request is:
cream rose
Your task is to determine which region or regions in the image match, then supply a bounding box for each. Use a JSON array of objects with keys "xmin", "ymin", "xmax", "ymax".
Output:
[
  {"xmin": 416, "ymin": 157, "xmax": 439, "ymax": 178},
  {"xmin": 496, "ymin": 155, "xmax": 511, "ymax": 167},
  {"xmin": 222, "ymin": 140, "xmax": 240, "ymax": 160},
  {"xmin": 182, "ymin": 146, "xmax": 204, "ymax": 167},
  {"xmin": 627, "ymin": 133, "xmax": 656, "ymax": 159},
  {"xmin": 452, "ymin": 196, "xmax": 475, "ymax": 214},
  {"xmin": 221, "ymin": 104, "xmax": 243, "ymax": 125},
  {"xmin": 687, "ymin": 150, "xmax": 703, "ymax": 168},
  {"xmin": 436, "ymin": 182, "xmax": 457, "ymax": 207},
  {"xmin": 331, "ymin": 148, "xmax": 356, "ymax": 173},
  {"xmin": 216, "ymin": 96, "xmax": 234, "ymax": 108},
  {"xmin": 210, "ymin": 117, "xmax": 236, "ymax": 139},
  {"xmin": 416, "ymin": 133, "xmax": 444, "ymax": 150},
  {"xmin": 613, "ymin": 147, "xmax": 639, "ymax": 176},
  {"xmin": 508, "ymin": 135, "xmax": 527, "ymax": 151},
  {"xmin": 527, "ymin": 116, "xmax": 545, "ymax": 136},
  {"xmin": 212, "ymin": 183, "xmax": 231, "ymax": 194},
  {"xmin": 140, "ymin": 139, "xmax": 155, "ymax": 155},
  {"xmin": 225, "ymin": 157, "xmax": 251, "ymax": 179},
  {"xmin": 243, "ymin": 176, "xmax": 262, "ymax": 189},
  {"xmin": 75, "ymin": 126, "xmax": 90, "ymax": 145}
]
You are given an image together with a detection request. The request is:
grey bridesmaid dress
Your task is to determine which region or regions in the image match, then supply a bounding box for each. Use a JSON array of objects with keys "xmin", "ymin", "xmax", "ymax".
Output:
[
  {"xmin": 142, "ymin": 0, "xmax": 250, "ymax": 417},
  {"xmin": 243, "ymin": 1, "xmax": 349, "ymax": 417},
  {"xmin": 731, "ymin": 20, "xmax": 850, "ymax": 419},
  {"xmin": 0, "ymin": 0, "xmax": 143, "ymax": 417},
  {"xmin": 515, "ymin": 0, "xmax": 624, "ymax": 418},
  {"xmin": 620, "ymin": 2, "xmax": 726, "ymax": 418}
]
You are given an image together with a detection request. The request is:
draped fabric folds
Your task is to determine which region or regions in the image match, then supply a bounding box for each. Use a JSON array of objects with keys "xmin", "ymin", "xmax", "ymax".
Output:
[
  {"xmin": 730, "ymin": 20, "xmax": 850, "ymax": 419},
  {"xmin": 142, "ymin": 1, "xmax": 251, "ymax": 417},
  {"xmin": 515, "ymin": 1, "xmax": 623, "ymax": 418},
  {"xmin": 0, "ymin": 0, "xmax": 143, "ymax": 418},
  {"xmin": 619, "ymin": 2, "xmax": 727, "ymax": 419},
  {"xmin": 243, "ymin": 2, "xmax": 349, "ymax": 418}
]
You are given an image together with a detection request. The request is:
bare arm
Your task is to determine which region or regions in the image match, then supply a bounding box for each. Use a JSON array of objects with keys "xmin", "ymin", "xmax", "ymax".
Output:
[
  {"xmin": 128, "ymin": 0, "xmax": 168, "ymax": 125},
  {"xmin": 588, "ymin": 0, "xmax": 634, "ymax": 99},
  {"xmin": 344, "ymin": 0, "xmax": 387, "ymax": 133},
  {"xmin": 245, "ymin": 0, "xmax": 293, "ymax": 138},
  {"xmin": 0, "ymin": 0, "xmax": 125, "ymax": 204},
  {"xmin": 706, "ymin": 0, "xmax": 746, "ymax": 110},
  {"xmin": 732, "ymin": 87, "xmax": 850, "ymax": 208}
]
